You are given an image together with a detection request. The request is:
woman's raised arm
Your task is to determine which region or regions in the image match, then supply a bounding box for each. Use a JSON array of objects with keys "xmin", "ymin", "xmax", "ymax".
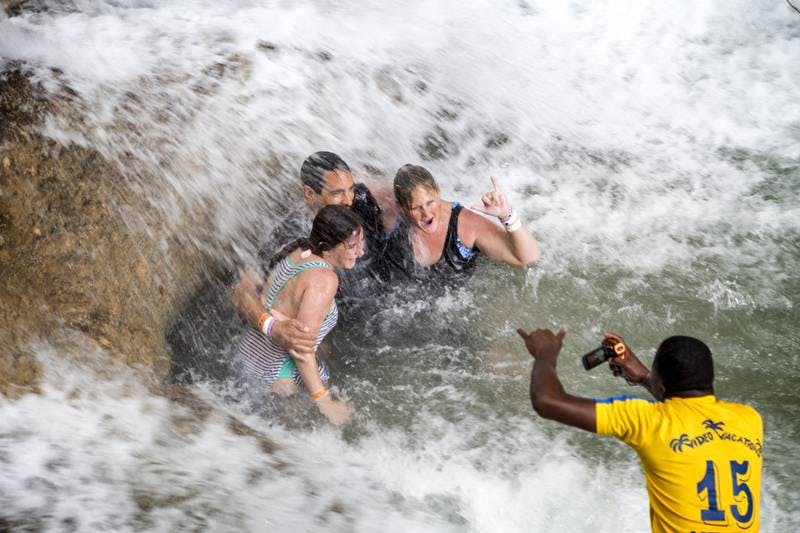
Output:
[{"xmin": 466, "ymin": 176, "xmax": 540, "ymax": 267}]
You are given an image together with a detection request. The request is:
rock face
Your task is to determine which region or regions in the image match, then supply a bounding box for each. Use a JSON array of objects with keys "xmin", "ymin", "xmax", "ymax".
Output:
[
  {"xmin": 0, "ymin": 69, "xmax": 218, "ymax": 397},
  {"xmin": 2, "ymin": 0, "xmax": 27, "ymax": 16}
]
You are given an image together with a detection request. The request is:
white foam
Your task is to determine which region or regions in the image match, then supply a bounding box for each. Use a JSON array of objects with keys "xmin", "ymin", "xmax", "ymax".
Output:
[
  {"xmin": 0, "ymin": 338, "xmax": 642, "ymax": 531},
  {"xmin": 1, "ymin": 1, "xmax": 796, "ymax": 281}
]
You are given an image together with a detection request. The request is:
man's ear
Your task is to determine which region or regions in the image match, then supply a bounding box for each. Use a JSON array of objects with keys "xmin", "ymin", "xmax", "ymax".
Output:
[
  {"xmin": 302, "ymin": 185, "xmax": 318, "ymax": 208},
  {"xmin": 654, "ymin": 380, "xmax": 667, "ymax": 401}
]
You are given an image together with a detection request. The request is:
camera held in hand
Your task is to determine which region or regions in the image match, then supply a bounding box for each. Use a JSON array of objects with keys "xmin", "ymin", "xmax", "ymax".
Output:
[{"xmin": 582, "ymin": 335, "xmax": 627, "ymax": 370}]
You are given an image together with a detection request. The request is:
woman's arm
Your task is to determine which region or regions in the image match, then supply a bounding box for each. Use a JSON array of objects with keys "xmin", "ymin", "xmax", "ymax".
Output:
[
  {"xmin": 462, "ymin": 209, "xmax": 540, "ymax": 267},
  {"xmin": 291, "ymin": 268, "xmax": 354, "ymax": 425},
  {"xmin": 290, "ymin": 268, "xmax": 339, "ymax": 394}
]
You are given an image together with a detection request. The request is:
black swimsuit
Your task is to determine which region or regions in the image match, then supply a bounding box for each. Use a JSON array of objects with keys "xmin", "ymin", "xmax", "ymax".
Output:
[{"xmin": 380, "ymin": 202, "xmax": 479, "ymax": 289}]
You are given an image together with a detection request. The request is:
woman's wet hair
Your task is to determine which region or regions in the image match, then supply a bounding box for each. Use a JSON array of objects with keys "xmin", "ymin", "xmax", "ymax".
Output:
[
  {"xmin": 653, "ymin": 336, "xmax": 715, "ymax": 396},
  {"xmin": 393, "ymin": 164, "xmax": 440, "ymax": 209},
  {"xmin": 300, "ymin": 151, "xmax": 351, "ymax": 193},
  {"xmin": 270, "ymin": 205, "xmax": 363, "ymax": 268}
]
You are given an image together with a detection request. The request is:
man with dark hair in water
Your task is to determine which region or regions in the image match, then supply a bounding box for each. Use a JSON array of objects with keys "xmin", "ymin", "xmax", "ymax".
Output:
[
  {"xmin": 516, "ymin": 327, "xmax": 763, "ymax": 533},
  {"xmin": 232, "ymin": 151, "xmax": 392, "ymax": 362}
]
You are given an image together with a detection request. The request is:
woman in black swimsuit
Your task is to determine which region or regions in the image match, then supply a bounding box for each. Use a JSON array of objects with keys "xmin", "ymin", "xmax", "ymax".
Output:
[{"xmin": 380, "ymin": 164, "xmax": 539, "ymax": 288}]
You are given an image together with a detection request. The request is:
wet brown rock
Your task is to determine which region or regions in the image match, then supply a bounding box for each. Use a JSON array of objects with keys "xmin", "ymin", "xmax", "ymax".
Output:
[
  {"xmin": 0, "ymin": 61, "xmax": 283, "ymax": 466},
  {"xmin": 0, "ymin": 69, "xmax": 217, "ymax": 395},
  {"xmin": 0, "ymin": 349, "xmax": 42, "ymax": 398},
  {"xmin": 1, "ymin": 0, "xmax": 27, "ymax": 17}
]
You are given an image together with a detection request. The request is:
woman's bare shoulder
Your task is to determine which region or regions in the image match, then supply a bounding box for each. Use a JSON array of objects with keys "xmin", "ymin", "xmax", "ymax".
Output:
[
  {"xmin": 457, "ymin": 204, "xmax": 498, "ymax": 241},
  {"xmin": 295, "ymin": 260, "xmax": 339, "ymax": 291}
]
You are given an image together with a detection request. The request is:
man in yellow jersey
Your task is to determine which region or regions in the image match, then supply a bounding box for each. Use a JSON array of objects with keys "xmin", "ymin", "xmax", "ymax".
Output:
[{"xmin": 517, "ymin": 327, "xmax": 763, "ymax": 533}]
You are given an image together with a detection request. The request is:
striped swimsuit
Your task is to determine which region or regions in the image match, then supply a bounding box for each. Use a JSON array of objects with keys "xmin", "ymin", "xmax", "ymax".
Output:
[{"xmin": 237, "ymin": 256, "xmax": 337, "ymax": 389}]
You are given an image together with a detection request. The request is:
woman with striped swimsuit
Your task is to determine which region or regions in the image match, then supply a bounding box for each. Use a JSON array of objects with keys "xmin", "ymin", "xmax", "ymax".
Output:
[{"xmin": 236, "ymin": 205, "xmax": 364, "ymax": 426}]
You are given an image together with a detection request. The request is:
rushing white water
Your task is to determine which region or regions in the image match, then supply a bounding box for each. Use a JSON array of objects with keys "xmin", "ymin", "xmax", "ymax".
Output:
[{"xmin": 1, "ymin": 1, "xmax": 799, "ymax": 531}]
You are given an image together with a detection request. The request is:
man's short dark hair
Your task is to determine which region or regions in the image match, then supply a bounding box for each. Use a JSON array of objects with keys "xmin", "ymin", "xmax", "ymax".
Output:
[
  {"xmin": 653, "ymin": 336, "xmax": 714, "ymax": 396},
  {"xmin": 300, "ymin": 151, "xmax": 351, "ymax": 193}
]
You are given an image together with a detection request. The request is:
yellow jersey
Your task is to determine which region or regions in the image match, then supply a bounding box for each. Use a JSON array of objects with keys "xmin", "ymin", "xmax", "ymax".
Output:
[{"xmin": 596, "ymin": 394, "xmax": 763, "ymax": 532}]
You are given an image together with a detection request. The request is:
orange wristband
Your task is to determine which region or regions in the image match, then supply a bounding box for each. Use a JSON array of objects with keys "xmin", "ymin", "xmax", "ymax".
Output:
[
  {"xmin": 310, "ymin": 388, "xmax": 329, "ymax": 401},
  {"xmin": 257, "ymin": 311, "xmax": 271, "ymax": 331}
]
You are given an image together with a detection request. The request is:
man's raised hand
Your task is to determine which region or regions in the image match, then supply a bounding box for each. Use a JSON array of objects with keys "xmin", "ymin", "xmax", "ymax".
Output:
[{"xmin": 516, "ymin": 327, "xmax": 568, "ymax": 364}]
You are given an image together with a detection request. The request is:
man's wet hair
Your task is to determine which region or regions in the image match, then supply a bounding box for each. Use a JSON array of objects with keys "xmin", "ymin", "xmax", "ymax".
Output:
[
  {"xmin": 300, "ymin": 151, "xmax": 351, "ymax": 193},
  {"xmin": 653, "ymin": 335, "xmax": 715, "ymax": 396},
  {"xmin": 393, "ymin": 164, "xmax": 440, "ymax": 209}
]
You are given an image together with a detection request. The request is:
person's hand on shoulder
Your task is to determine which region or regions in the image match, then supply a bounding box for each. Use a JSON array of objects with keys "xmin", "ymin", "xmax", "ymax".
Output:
[{"xmin": 516, "ymin": 327, "xmax": 567, "ymax": 364}]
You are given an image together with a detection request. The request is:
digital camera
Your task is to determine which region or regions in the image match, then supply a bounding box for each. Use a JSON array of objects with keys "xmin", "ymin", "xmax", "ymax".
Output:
[{"xmin": 581, "ymin": 336, "xmax": 626, "ymax": 370}]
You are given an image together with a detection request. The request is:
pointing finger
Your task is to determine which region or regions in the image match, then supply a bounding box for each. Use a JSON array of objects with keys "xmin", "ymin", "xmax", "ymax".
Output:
[
  {"xmin": 490, "ymin": 175, "xmax": 501, "ymax": 193},
  {"xmin": 516, "ymin": 328, "xmax": 529, "ymax": 339}
]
